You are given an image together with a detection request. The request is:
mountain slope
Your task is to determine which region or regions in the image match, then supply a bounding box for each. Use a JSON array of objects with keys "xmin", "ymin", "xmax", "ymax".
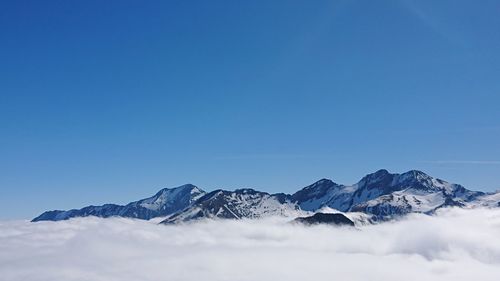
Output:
[
  {"xmin": 291, "ymin": 179, "xmax": 354, "ymax": 212},
  {"xmin": 292, "ymin": 169, "xmax": 485, "ymax": 219},
  {"xmin": 348, "ymin": 170, "xmax": 484, "ymax": 218},
  {"xmin": 161, "ymin": 189, "xmax": 302, "ymax": 224},
  {"xmin": 470, "ymin": 191, "xmax": 500, "ymax": 208},
  {"xmin": 32, "ymin": 184, "xmax": 205, "ymax": 222}
]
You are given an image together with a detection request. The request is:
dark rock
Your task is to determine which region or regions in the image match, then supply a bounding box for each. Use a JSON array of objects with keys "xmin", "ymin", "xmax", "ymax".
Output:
[{"xmin": 294, "ymin": 212, "xmax": 355, "ymax": 227}]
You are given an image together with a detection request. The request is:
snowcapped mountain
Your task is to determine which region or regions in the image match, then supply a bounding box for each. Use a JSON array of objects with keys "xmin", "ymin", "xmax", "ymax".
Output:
[
  {"xmin": 291, "ymin": 169, "xmax": 484, "ymax": 219},
  {"xmin": 348, "ymin": 170, "xmax": 484, "ymax": 218},
  {"xmin": 32, "ymin": 169, "xmax": 498, "ymax": 223},
  {"xmin": 291, "ymin": 179, "xmax": 354, "ymax": 212},
  {"xmin": 123, "ymin": 184, "xmax": 205, "ymax": 217},
  {"xmin": 161, "ymin": 189, "xmax": 303, "ymax": 224},
  {"xmin": 32, "ymin": 184, "xmax": 205, "ymax": 222}
]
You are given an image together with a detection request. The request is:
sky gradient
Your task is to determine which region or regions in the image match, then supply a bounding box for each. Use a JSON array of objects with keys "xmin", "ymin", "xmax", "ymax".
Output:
[{"xmin": 1, "ymin": 0, "xmax": 499, "ymax": 219}]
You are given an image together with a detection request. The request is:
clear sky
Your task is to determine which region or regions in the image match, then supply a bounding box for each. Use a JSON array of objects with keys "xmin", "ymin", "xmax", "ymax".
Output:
[{"xmin": 1, "ymin": 0, "xmax": 499, "ymax": 219}]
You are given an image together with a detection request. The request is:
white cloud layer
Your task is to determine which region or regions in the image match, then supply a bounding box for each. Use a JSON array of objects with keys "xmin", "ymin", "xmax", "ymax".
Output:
[{"xmin": 1, "ymin": 208, "xmax": 500, "ymax": 281}]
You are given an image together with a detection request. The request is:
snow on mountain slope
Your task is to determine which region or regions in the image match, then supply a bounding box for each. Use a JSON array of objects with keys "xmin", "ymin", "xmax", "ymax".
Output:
[
  {"xmin": 124, "ymin": 184, "xmax": 205, "ymax": 216},
  {"xmin": 349, "ymin": 170, "xmax": 456, "ymax": 207},
  {"xmin": 31, "ymin": 204, "xmax": 126, "ymax": 222},
  {"xmin": 292, "ymin": 169, "xmax": 485, "ymax": 219},
  {"xmin": 161, "ymin": 189, "xmax": 304, "ymax": 224},
  {"xmin": 470, "ymin": 191, "xmax": 500, "ymax": 208},
  {"xmin": 348, "ymin": 171, "xmax": 484, "ymax": 219},
  {"xmin": 350, "ymin": 191, "xmax": 449, "ymax": 219},
  {"xmin": 291, "ymin": 179, "xmax": 353, "ymax": 211},
  {"xmin": 32, "ymin": 184, "xmax": 205, "ymax": 222}
]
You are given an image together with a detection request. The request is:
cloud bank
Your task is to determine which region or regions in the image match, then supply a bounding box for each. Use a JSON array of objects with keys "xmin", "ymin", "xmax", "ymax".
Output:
[{"xmin": 1, "ymin": 208, "xmax": 500, "ymax": 281}]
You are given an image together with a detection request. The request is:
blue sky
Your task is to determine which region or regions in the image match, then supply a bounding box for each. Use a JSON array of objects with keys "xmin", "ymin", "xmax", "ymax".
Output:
[{"xmin": 1, "ymin": 0, "xmax": 499, "ymax": 219}]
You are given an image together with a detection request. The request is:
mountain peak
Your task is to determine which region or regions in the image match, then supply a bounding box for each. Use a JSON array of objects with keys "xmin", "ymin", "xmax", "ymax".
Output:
[
  {"xmin": 155, "ymin": 183, "xmax": 198, "ymax": 194},
  {"xmin": 357, "ymin": 169, "xmax": 393, "ymax": 186},
  {"xmin": 374, "ymin": 169, "xmax": 390, "ymax": 175},
  {"xmin": 396, "ymin": 170, "xmax": 434, "ymax": 187},
  {"xmin": 402, "ymin": 169, "xmax": 429, "ymax": 178},
  {"xmin": 291, "ymin": 178, "xmax": 345, "ymax": 211},
  {"xmin": 306, "ymin": 178, "xmax": 339, "ymax": 189}
]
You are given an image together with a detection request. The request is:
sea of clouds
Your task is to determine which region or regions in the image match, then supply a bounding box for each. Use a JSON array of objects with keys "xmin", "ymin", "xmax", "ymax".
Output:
[{"xmin": 1, "ymin": 207, "xmax": 500, "ymax": 281}]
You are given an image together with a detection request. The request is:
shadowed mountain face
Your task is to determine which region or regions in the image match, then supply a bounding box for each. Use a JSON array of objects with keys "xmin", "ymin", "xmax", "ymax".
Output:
[{"xmin": 32, "ymin": 170, "xmax": 496, "ymax": 223}]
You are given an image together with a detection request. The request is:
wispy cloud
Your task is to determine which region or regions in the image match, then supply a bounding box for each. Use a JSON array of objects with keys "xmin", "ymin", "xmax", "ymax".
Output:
[
  {"xmin": 400, "ymin": 0, "xmax": 465, "ymax": 46},
  {"xmin": 421, "ymin": 160, "xmax": 500, "ymax": 165},
  {"xmin": 214, "ymin": 153, "xmax": 324, "ymax": 160}
]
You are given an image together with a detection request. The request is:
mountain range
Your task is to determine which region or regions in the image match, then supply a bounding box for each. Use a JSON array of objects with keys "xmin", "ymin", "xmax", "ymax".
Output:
[{"xmin": 32, "ymin": 169, "xmax": 500, "ymax": 224}]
